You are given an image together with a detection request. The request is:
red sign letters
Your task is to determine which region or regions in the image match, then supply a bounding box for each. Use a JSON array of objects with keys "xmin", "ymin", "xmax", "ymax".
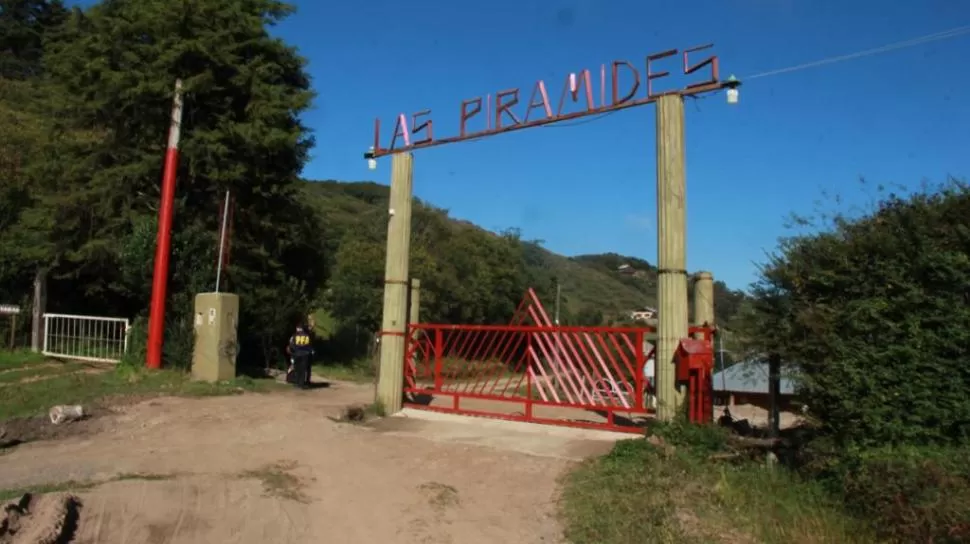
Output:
[{"xmin": 370, "ymin": 44, "xmax": 722, "ymax": 157}]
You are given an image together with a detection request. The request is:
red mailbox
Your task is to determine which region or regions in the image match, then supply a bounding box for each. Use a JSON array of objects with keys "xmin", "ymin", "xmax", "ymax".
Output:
[{"xmin": 675, "ymin": 338, "xmax": 715, "ymax": 424}]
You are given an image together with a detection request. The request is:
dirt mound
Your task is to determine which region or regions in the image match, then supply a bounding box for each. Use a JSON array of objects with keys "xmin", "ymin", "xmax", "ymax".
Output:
[
  {"xmin": 0, "ymin": 493, "xmax": 81, "ymax": 544},
  {"xmin": 0, "ymin": 412, "xmax": 103, "ymax": 450}
]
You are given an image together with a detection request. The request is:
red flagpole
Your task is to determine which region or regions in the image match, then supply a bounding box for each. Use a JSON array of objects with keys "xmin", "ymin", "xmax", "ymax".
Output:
[{"xmin": 146, "ymin": 79, "xmax": 184, "ymax": 369}]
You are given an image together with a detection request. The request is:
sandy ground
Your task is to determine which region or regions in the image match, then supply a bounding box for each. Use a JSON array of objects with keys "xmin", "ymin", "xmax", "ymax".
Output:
[
  {"xmin": 718, "ymin": 403, "xmax": 804, "ymax": 430},
  {"xmin": 0, "ymin": 377, "xmax": 629, "ymax": 544}
]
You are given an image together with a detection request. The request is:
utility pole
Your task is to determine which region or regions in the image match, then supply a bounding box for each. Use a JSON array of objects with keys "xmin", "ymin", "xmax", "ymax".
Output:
[
  {"xmin": 554, "ymin": 280, "xmax": 562, "ymax": 391},
  {"xmin": 215, "ymin": 190, "xmax": 231, "ymax": 292},
  {"xmin": 655, "ymin": 93, "xmax": 689, "ymax": 422},
  {"xmin": 768, "ymin": 353, "xmax": 781, "ymax": 437},
  {"xmin": 554, "ymin": 281, "xmax": 561, "ymax": 325},
  {"xmin": 376, "ymin": 153, "xmax": 414, "ymax": 415}
]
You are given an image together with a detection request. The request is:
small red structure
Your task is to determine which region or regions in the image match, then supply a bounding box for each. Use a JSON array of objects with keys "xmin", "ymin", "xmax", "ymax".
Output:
[{"xmin": 676, "ymin": 338, "xmax": 715, "ymax": 424}]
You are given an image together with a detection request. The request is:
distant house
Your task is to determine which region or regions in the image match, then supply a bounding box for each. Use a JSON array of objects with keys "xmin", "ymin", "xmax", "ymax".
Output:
[
  {"xmin": 629, "ymin": 308, "xmax": 657, "ymax": 322},
  {"xmin": 617, "ymin": 263, "xmax": 636, "ymax": 275},
  {"xmin": 712, "ymin": 359, "xmax": 799, "ymax": 412}
]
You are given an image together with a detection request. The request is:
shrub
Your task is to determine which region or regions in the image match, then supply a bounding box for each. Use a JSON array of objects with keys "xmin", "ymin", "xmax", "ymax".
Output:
[
  {"xmin": 747, "ymin": 180, "xmax": 970, "ymax": 449},
  {"xmin": 834, "ymin": 447, "xmax": 970, "ymax": 543}
]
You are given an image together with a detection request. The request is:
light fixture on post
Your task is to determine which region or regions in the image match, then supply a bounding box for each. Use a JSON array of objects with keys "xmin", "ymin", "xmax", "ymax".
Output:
[
  {"xmin": 364, "ymin": 146, "xmax": 377, "ymax": 170},
  {"xmin": 724, "ymin": 74, "xmax": 741, "ymax": 105}
]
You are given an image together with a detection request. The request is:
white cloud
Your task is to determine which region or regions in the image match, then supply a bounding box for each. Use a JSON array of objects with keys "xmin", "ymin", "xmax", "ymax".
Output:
[{"xmin": 624, "ymin": 213, "xmax": 652, "ymax": 231}]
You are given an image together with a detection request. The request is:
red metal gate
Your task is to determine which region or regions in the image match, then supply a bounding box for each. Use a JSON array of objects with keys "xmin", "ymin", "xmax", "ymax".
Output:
[{"xmin": 403, "ymin": 289, "xmax": 713, "ymax": 433}]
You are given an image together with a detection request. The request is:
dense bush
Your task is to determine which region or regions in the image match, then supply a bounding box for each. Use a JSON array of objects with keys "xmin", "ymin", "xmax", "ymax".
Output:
[
  {"xmin": 748, "ymin": 181, "xmax": 970, "ymax": 449},
  {"xmin": 837, "ymin": 447, "xmax": 970, "ymax": 543},
  {"xmin": 742, "ymin": 180, "xmax": 970, "ymax": 541}
]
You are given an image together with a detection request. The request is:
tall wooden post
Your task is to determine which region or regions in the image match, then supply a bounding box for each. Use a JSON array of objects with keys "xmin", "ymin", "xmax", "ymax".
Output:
[
  {"xmin": 30, "ymin": 269, "xmax": 47, "ymax": 352},
  {"xmin": 408, "ymin": 278, "xmax": 421, "ymax": 326},
  {"xmin": 376, "ymin": 153, "xmax": 414, "ymax": 415},
  {"xmin": 693, "ymin": 271, "xmax": 715, "ymax": 335},
  {"xmin": 407, "ymin": 278, "xmax": 421, "ymax": 385},
  {"xmin": 768, "ymin": 353, "xmax": 781, "ymax": 437},
  {"xmin": 655, "ymin": 94, "xmax": 689, "ymax": 421}
]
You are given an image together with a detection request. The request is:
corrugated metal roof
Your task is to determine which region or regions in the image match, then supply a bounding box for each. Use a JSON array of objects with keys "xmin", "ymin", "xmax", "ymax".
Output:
[{"xmin": 712, "ymin": 360, "xmax": 797, "ymax": 395}]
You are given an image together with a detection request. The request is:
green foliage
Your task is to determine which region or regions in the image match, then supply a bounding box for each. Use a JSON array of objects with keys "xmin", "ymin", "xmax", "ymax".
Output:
[
  {"xmin": 0, "ymin": 0, "xmax": 67, "ymax": 79},
  {"xmin": 834, "ymin": 447, "xmax": 970, "ymax": 543},
  {"xmin": 740, "ymin": 179, "xmax": 970, "ymax": 542},
  {"xmin": 748, "ymin": 180, "xmax": 970, "ymax": 448},
  {"xmin": 1, "ymin": 0, "xmax": 324, "ymax": 369},
  {"xmin": 301, "ymin": 180, "xmax": 748, "ymax": 361},
  {"xmin": 649, "ymin": 419, "xmax": 731, "ymax": 456}
]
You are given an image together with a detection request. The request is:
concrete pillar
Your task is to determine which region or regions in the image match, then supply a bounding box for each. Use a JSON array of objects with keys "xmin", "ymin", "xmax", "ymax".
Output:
[
  {"xmin": 191, "ymin": 292, "xmax": 240, "ymax": 381},
  {"xmin": 376, "ymin": 153, "xmax": 414, "ymax": 415},
  {"xmin": 655, "ymin": 94, "xmax": 689, "ymax": 421}
]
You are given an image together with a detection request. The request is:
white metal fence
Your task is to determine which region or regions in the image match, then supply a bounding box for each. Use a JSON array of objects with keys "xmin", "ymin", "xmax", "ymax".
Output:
[{"xmin": 42, "ymin": 313, "xmax": 130, "ymax": 363}]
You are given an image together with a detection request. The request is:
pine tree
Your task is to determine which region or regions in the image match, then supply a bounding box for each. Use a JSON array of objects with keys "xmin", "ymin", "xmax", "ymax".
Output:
[
  {"xmin": 29, "ymin": 0, "xmax": 324, "ymax": 367},
  {"xmin": 0, "ymin": 0, "xmax": 68, "ymax": 79}
]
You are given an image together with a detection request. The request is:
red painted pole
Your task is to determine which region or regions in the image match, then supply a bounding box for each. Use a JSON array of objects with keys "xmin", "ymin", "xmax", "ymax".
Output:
[{"xmin": 146, "ymin": 79, "xmax": 184, "ymax": 369}]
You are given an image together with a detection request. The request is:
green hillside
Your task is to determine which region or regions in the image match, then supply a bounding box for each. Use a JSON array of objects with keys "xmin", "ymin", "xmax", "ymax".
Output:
[{"xmin": 301, "ymin": 180, "xmax": 747, "ymax": 336}]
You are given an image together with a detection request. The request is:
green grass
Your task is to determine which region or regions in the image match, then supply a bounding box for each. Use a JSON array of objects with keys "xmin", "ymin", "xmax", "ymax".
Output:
[
  {"xmin": 560, "ymin": 424, "xmax": 872, "ymax": 544},
  {"xmin": 313, "ymin": 359, "xmax": 376, "ymax": 383},
  {"xmin": 240, "ymin": 461, "xmax": 311, "ymax": 503},
  {"xmin": 0, "ymin": 349, "xmax": 47, "ymax": 371},
  {"xmin": 0, "ymin": 472, "xmax": 177, "ymax": 501},
  {"xmin": 0, "ymin": 359, "xmax": 287, "ymax": 420},
  {"xmin": 0, "ymin": 361, "xmax": 88, "ymax": 384}
]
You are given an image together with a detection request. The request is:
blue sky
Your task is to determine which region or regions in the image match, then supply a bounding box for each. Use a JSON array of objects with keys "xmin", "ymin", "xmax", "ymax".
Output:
[
  {"xmin": 68, "ymin": 0, "xmax": 969, "ymax": 289},
  {"xmin": 273, "ymin": 0, "xmax": 969, "ymax": 290}
]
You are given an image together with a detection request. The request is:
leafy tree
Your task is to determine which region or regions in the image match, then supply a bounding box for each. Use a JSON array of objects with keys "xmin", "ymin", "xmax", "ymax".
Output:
[
  {"xmin": 0, "ymin": 0, "xmax": 71, "ymax": 306},
  {"xmin": 745, "ymin": 179, "xmax": 970, "ymax": 448},
  {"xmin": 15, "ymin": 0, "xmax": 323, "ymax": 368},
  {"xmin": 0, "ymin": 0, "xmax": 67, "ymax": 79}
]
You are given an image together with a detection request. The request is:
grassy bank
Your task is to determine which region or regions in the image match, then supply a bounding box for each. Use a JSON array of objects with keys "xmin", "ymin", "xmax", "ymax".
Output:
[
  {"xmin": 560, "ymin": 423, "xmax": 871, "ymax": 544},
  {"xmin": 0, "ymin": 350, "xmax": 285, "ymax": 420}
]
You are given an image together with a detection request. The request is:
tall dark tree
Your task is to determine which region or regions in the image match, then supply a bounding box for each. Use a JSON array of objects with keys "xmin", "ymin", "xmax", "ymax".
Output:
[
  {"xmin": 0, "ymin": 0, "xmax": 67, "ymax": 79},
  {"xmin": 23, "ymin": 0, "xmax": 323, "ymax": 367}
]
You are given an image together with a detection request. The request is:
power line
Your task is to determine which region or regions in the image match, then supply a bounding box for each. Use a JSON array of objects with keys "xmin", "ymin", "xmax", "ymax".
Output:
[
  {"xmin": 473, "ymin": 24, "xmax": 970, "ymax": 137},
  {"xmin": 745, "ymin": 24, "xmax": 970, "ymax": 80}
]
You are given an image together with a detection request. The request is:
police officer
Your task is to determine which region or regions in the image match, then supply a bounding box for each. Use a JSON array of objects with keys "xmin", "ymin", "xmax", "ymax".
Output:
[{"xmin": 287, "ymin": 323, "xmax": 314, "ymax": 389}]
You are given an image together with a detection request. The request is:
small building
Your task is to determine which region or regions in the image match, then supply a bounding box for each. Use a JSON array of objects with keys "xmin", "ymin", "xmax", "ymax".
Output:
[
  {"xmin": 617, "ymin": 264, "xmax": 635, "ymax": 275},
  {"xmin": 629, "ymin": 307, "xmax": 657, "ymax": 322},
  {"xmin": 712, "ymin": 360, "xmax": 798, "ymax": 412}
]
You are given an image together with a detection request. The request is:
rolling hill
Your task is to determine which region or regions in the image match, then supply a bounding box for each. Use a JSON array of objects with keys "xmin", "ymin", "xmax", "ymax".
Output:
[{"xmin": 300, "ymin": 180, "xmax": 748, "ymax": 329}]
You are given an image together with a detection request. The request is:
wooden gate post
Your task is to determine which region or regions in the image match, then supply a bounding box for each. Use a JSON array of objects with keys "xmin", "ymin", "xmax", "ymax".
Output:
[
  {"xmin": 655, "ymin": 94, "xmax": 689, "ymax": 422},
  {"xmin": 408, "ymin": 278, "xmax": 420, "ymax": 327},
  {"xmin": 31, "ymin": 269, "xmax": 47, "ymax": 353},
  {"xmin": 407, "ymin": 278, "xmax": 421, "ymax": 382},
  {"xmin": 693, "ymin": 271, "xmax": 715, "ymax": 336},
  {"xmin": 376, "ymin": 153, "xmax": 414, "ymax": 415}
]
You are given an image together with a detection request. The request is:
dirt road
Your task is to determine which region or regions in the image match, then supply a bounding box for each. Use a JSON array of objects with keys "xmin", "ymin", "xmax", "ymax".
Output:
[{"xmin": 0, "ymin": 379, "xmax": 597, "ymax": 543}]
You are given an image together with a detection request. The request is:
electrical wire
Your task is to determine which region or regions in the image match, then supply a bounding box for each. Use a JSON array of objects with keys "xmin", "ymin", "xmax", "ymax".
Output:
[{"xmin": 744, "ymin": 24, "xmax": 970, "ymax": 80}]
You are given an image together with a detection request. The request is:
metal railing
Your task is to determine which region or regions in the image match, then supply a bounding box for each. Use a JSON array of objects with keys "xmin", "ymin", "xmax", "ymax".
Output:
[{"xmin": 42, "ymin": 313, "xmax": 130, "ymax": 363}]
